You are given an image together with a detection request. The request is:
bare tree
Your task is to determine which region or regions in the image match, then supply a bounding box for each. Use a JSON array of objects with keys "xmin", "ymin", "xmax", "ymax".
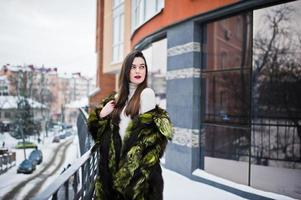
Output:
[
  {"xmin": 9, "ymin": 66, "xmax": 37, "ymax": 159},
  {"xmin": 253, "ymin": 5, "xmax": 301, "ymax": 164}
]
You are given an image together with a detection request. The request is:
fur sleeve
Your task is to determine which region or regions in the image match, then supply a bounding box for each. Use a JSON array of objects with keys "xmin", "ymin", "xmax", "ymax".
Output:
[
  {"xmin": 153, "ymin": 107, "xmax": 173, "ymax": 140},
  {"xmin": 87, "ymin": 92, "xmax": 116, "ymax": 141}
]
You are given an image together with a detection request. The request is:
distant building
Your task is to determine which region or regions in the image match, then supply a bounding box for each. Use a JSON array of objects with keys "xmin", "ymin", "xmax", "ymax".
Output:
[
  {"xmin": 56, "ymin": 73, "xmax": 95, "ymax": 123},
  {"xmin": 0, "ymin": 96, "xmax": 47, "ymax": 131},
  {"xmin": 0, "ymin": 76, "xmax": 9, "ymax": 96},
  {"xmin": 0, "ymin": 65, "xmax": 95, "ymax": 124},
  {"xmin": 65, "ymin": 97, "xmax": 88, "ymax": 126},
  {"xmin": 0, "ymin": 64, "xmax": 58, "ymax": 120},
  {"xmin": 68, "ymin": 73, "xmax": 95, "ymax": 102}
]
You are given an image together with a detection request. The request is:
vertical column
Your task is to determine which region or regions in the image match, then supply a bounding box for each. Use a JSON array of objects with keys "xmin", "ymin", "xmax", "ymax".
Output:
[{"xmin": 164, "ymin": 21, "xmax": 202, "ymax": 177}]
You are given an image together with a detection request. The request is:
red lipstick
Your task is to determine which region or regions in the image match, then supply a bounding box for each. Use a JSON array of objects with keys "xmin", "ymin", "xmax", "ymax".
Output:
[{"xmin": 134, "ymin": 75, "xmax": 141, "ymax": 79}]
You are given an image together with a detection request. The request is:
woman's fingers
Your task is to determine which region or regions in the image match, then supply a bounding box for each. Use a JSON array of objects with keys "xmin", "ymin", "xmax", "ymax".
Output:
[{"xmin": 100, "ymin": 100, "xmax": 115, "ymax": 118}]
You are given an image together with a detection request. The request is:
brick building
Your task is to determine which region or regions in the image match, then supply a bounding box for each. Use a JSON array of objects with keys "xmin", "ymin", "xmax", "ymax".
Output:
[{"xmin": 0, "ymin": 65, "xmax": 95, "ymax": 124}]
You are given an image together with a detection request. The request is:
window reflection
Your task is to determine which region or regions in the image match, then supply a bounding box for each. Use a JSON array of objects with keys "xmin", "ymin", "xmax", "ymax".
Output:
[
  {"xmin": 205, "ymin": 125, "xmax": 249, "ymax": 160},
  {"xmin": 252, "ymin": 3, "xmax": 301, "ymax": 167},
  {"xmin": 201, "ymin": 1, "xmax": 301, "ymax": 197},
  {"xmin": 202, "ymin": 2, "xmax": 301, "ymax": 168},
  {"xmin": 203, "ymin": 70, "xmax": 250, "ymax": 126},
  {"xmin": 202, "ymin": 13, "xmax": 252, "ymax": 161}
]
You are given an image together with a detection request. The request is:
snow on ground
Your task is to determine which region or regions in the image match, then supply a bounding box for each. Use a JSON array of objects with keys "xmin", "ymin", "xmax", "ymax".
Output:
[
  {"xmin": 15, "ymin": 136, "xmax": 78, "ymax": 199},
  {"xmin": 0, "ymin": 132, "xmax": 55, "ymax": 195},
  {"xmin": 39, "ymin": 135, "xmax": 79, "ymax": 192},
  {"xmin": 0, "ymin": 132, "xmax": 18, "ymax": 149},
  {"xmin": 163, "ymin": 167, "xmax": 246, "ymax": 200},
  {"xmin": 0, "ymin": 130, "xmax": 79, "ymax": 199},
  {"xmin": 193, "ymin": 169, "xmax": 296, "ymax": 200}
]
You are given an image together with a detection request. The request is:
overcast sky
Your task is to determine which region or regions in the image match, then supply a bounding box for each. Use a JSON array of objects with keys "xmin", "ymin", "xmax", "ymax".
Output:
[{"xmin": 0, "ymin": 0, "xmax": 96, "ymax": 77}]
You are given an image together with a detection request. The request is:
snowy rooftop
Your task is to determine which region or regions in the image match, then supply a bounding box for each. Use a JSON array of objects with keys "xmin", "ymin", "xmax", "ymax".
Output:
[
  {"xmin": 2, "ymin": 65, "xmax": 57, "ymax": 75},
  {"xmin": 0, "ymin": 96, "xmax": 47, "ymax": 109}
]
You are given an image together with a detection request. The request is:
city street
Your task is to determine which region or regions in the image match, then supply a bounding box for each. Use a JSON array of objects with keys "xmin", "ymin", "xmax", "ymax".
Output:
[{"xmin": 0, "ymin": 133, "xmax": 79, "ymax": 199}]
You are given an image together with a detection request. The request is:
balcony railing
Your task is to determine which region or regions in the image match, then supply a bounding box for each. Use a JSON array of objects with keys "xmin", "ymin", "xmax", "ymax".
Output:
[{"xmin": 33, "ymin": 108, "xmax": 98, "ymax": 200}]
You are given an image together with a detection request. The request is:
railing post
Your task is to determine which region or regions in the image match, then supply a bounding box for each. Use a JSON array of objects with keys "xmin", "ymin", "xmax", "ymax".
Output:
[
  {"xmin": 64, "ymin": 180, "xmax": 69, "ymax": 199},
  {"xmin": 8, "ymin": 154, "xmax": 11, "ymax": 168},
  {"xmin": 0, "ymin": 155, "xmax": 2, "ymax": 174},
  {"xmin": 52, "ymin": 191, "xmax": 58, "ymax": 200},
  {"xmin": 73, "ymin": 171, "xmax": 78, "ymax": 195},
  {"xmin": 3, "ymin": 154, "xmax": 7, "ymax": 172}
]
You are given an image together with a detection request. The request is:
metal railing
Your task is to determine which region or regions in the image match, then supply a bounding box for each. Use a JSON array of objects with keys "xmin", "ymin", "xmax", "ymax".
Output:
[
  {"xmin": 77, "ymin": 107, "xmax": 94, "ymax": 156},
  {"xmin": 252, "ymin": 118, "xmax": 301, "ymax": 163},
  {"xmin": 33, "ymin": 108, "xmax": 99, "ymax": 200},
  {"xmin": 33, "ymin": 145, "xmax": 99, "ymax": 200},
  {"xmin": 204, "ymin": 116, "xmax": 301, "ymax": 165}
]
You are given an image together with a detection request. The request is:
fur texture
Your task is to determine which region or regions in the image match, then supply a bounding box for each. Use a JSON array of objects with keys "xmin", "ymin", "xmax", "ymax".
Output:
[{"xmin": 88, "ymin": 94, "xmax": 172, "ymax": 200}]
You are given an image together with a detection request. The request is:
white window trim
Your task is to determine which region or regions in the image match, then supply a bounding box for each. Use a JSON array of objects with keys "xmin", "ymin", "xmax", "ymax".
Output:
[
  {"xmin": 112, "ymin": 1, "xmax": 124, "ymax": 63},
  {"xmin": 113, "ymin": 0, "xmax": 124, "ymax": 9},
  {"xmin": 131, "ymin": 0, "xmax": 164, "ymax": 33}
]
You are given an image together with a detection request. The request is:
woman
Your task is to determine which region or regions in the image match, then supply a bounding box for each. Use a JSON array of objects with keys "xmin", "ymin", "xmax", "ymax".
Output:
[{"xmin": 88, "ymin": 50, "xmax": 172, "ymax": 200}]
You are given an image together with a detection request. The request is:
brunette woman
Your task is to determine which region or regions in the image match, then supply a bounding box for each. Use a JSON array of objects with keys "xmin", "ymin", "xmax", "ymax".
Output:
[{"xmin": 88, "ymin": 50, "xmax": 172, "ymax": 200}]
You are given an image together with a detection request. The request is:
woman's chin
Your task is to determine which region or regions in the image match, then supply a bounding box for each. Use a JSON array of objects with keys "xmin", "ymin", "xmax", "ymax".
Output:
[{"xmin": 130, "ymin": 80, "xmax": 143, "ymax": 85}]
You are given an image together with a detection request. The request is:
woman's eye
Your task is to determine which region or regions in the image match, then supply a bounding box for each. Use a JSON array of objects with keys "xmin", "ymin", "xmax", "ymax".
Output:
[{"xmin": 139, "ymin": 65, "xmax": 145, "ymax": 69}]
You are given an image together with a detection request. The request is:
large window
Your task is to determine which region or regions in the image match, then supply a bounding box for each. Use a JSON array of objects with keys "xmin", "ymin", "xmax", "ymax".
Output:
[
  {"xmin": 252, "ymin": 2, "xmax": 301, "ymax": 168},
  {"xmin": 201, "ymin": 13, "xmax": 252, "ymax": 162},
  {"xmin": 201, "ymin": 1, "xmax": 301, "ymax": 196},
  {"xmin": 202, "ymin": 1, "xmax": 301, "ymax": 169},
  {"xmin": 112, "ymin": 0, "xmax": 124, "ymax": 63},
  {"xmin": 131, "ymin": 0, "xmax": 164, "ymax": 31}
]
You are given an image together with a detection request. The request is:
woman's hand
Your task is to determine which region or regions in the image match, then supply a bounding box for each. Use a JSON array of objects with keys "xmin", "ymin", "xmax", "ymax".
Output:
[{"xmin": 99, "ymin": 100, "xmax": 115, "ymax": 118}]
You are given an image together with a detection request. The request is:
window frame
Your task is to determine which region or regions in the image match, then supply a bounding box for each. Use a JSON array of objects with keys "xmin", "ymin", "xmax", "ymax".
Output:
[
  {"xmin": 112, "ymin": 0, "xmax": 124, "ymax": 63},
  {"xmin": 131, "ymin": 0, "xmax": 164, "ymax": 32}
]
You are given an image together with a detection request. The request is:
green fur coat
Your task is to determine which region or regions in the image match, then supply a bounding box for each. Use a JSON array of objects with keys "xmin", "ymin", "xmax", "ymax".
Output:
[{"xmin": 87, "ymin": 93, "xmax": 173, "ymax": 200}]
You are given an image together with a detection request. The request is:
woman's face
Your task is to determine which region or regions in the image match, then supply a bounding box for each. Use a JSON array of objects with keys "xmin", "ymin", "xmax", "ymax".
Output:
[{"xmin": 130, "ymin": 57, "xmax": 146, "ymax": 85}]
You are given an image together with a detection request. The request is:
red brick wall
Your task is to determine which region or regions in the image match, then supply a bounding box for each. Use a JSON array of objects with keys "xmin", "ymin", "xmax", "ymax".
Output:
[{"xmin": 90, "ymin": 0, "xmax": 115, "ymax": 109}]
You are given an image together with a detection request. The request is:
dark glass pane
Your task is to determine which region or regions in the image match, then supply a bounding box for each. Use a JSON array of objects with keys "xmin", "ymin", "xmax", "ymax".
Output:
[
  {"xmin": 201, "ymin": 13, "xmax": 252, "ymax": 163},
  {"xmin": 203, "ymin": 14, "xmax": 252, "ymax": 70},
  {"xmin": 251, "ymin": 2, "xmax": 301, "ymax": 198},
  {"xmin": 204, "ymin": 124, "xmax": 250, "ymax": 160},
  {"xmin": 252, "ymin": 2, "xmax": 301, "ymax": 167},
  {"xmin": 203, "ymin": 69, "xmax": 250, "ymax": 126}
]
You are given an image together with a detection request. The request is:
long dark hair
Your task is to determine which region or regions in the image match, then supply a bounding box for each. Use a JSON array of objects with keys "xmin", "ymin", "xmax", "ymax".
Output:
[{"xmin": 111, "ymin": 50, "xmax": 148, "ymax": 124}]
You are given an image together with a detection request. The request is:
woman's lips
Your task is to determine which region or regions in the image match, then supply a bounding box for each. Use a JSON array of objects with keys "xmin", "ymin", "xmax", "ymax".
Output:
[{"xmin": 134, "ymin": 75, "xmax": 141, "ymax": 79}]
